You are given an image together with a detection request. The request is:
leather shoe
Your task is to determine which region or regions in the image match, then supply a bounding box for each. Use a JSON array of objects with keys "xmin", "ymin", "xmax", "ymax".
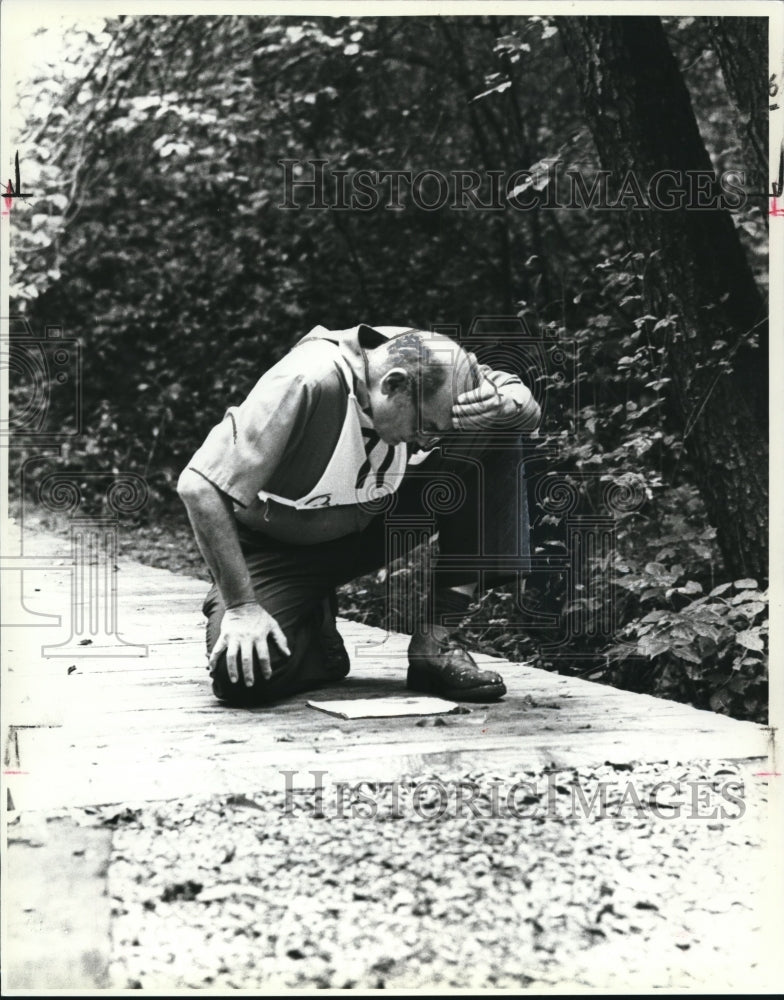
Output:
[{"xmin": 407, "ymin": 627, "xmax": 506, "ymax": 702}]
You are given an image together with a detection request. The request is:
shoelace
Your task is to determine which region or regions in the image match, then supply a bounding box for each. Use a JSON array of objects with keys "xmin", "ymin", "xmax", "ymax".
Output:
[{"xmin": 433, "ymin": 632, "xmax": 471, "ymax": 654}]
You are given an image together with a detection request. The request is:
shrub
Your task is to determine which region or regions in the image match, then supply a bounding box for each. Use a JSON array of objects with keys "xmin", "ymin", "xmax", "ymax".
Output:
[{"xmin": 606, "ymin": 578, "xmax": 768, "ymax": 722}]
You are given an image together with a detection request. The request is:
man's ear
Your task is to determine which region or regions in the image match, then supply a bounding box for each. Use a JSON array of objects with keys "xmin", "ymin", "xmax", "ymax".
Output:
[{"xmin": 380, "ymin": 368, "xmax": 410, "ymax": 397}]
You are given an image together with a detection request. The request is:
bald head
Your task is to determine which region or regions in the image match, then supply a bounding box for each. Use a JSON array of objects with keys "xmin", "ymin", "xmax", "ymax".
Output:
[
  {"xmin": 376, "ymin": 330, "xmax": 479, "ymax": 404},
  {"xmin": 365, "ymin": 329, "xmax": 479, "ymax": 446}
]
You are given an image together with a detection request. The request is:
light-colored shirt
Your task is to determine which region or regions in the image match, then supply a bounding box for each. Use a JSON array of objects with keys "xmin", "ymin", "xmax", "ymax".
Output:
[{"xmin": 187, "ymin": 324, "xmax": 536, "ymax": 544}]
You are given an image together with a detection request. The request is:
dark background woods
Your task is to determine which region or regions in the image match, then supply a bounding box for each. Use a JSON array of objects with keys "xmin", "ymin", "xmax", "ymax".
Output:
[{"xmin": 9, "ymin": 14, "xmax": 770, "ymax": 721}]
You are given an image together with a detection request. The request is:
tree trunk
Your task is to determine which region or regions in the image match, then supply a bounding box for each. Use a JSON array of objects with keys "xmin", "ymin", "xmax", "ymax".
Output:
[
  {"xmin": 558, "ymin": 15, "xmax": 768, "ymax": 582},
  {"xmin": 708, "ymin": 16, "xmax": 769, "ymax": 204}
]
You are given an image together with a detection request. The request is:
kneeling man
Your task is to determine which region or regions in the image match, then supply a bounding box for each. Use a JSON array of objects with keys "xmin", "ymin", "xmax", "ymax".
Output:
[{"xmin": 178, "ymin": 324, "xmax": 540, "ymax": 706}]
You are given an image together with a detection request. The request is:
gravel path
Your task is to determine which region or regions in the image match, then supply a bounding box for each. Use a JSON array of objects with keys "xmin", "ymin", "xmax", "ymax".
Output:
[{"xmin": 105, "ymin": 760, "xmax": 772, "ymax": 992}]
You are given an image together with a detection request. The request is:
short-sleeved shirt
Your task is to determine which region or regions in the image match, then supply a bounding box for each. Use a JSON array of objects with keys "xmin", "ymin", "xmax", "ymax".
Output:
[
  {"xmin": 187, "ymin": 323, "xmax": 532, "ymax": 545},
  {"xmin": 188, "ymin": 325, "xmax": 398, "ymax": 543}
]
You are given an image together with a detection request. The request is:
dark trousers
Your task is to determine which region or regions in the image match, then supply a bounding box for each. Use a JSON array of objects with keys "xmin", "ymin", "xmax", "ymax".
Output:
[{"xmin": 205, "ymin": 431, "xmax": 530, "ymax": 704}]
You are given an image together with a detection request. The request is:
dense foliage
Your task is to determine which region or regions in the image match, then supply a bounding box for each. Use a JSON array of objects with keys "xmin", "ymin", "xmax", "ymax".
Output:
[{"xmin": 9, "ymin": 14, "xmax": 769, "ymax": 721}]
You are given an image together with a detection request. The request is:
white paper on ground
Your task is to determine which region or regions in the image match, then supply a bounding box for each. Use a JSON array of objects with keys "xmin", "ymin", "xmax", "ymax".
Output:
[{"xmin": 306, "ymin": 696, "xmax": 460, "ymax": 719}]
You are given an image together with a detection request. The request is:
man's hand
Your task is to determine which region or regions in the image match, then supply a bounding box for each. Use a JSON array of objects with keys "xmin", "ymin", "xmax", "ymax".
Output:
[
  {"xmin": 177, "ymin": 470, "xmax": 291, "ymax": 688},
  {"xmin": 452, "ymin": 352, "xmax": 540, "ymax": 431},
  {"xmin": 451, "ymin": 373, "xmax": 506, "ymax": 429},
  {"xmin": 208, "ymin": 602, "xmax": 291, "ymax": 687}
]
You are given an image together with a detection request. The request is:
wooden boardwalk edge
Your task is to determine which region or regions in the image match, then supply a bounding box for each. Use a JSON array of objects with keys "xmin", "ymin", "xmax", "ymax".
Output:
[{"xmin": 2, "ymin": 527, "xmax": 771, "ymax": 812}]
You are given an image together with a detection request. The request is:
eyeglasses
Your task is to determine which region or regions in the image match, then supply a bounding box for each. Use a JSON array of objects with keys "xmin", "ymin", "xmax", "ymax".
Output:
[{"xmin": 411, "ymin": 380, "xmax": 443, "ymax": 450}]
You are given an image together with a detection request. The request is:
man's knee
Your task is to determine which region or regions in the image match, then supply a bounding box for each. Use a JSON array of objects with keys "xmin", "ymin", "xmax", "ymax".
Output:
[
  {"xmin": 208, "ymin": 613, "xmax": 325, "ymax": 707},
  {"xmin": 210, "ymin": 647, "xmax": 292, "ymax": 706}
]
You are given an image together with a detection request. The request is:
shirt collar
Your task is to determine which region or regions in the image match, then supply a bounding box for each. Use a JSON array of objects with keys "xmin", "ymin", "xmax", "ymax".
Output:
[
  {"xmin": 296, "ymin": 324, "xmax": 391, "ymax": 415},
  {"xmin": 346, "ymin": 325, "xmax": 390, "ymax": 413},
  {"xmin": 357, "ymin": 323, "xmax": 389, "ymax": 349}
]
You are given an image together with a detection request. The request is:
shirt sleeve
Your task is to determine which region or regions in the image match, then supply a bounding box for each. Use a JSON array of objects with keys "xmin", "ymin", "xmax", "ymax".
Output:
[{"xmin": 186, "ymin": 362, "xmax": 319, "ymax": 508}]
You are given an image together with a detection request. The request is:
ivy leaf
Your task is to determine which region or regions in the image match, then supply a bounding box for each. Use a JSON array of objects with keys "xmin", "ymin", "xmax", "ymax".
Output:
[
  {"xmin": 673, "ymin": 644, "xmax": 701, "ymax": 664},
  {"xmin": 733, "ymin": 578, "xmax": 758, "ymax": 590},
  {"xmin": 638, "ymin": 634, "xmax": 671, "ymax": 658},
  {"xmin": 709, "ymin": 582, "xmax": 733, "ymax": 597},
  {"xmin": 731, "ymin": 590, "xmax": 762, "ymax": 605},
  {"xmin": 736, "ymin": 630, "xmax": 764, "ymax": 652},
  {"xmin": 688, "ymin": 619, "xmax": 720, "ymax": 640}
]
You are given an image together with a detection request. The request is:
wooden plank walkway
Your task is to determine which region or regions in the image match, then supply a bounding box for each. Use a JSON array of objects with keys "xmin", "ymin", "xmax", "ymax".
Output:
[{"xmin": 2, "ymin": 526, "xmax": 771, "ymax": 813}]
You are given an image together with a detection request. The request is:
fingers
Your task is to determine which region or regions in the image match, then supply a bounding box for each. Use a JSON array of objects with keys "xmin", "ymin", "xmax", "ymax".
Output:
[
  {"xmin": 209, "ymin": 635, "xmax": 253, "ymax": 687},
  {"xmin": 453, "ymin": 397, "xmax": 499, "ymax": 417},
  {"xmin": 210, "ymin": 609, "xmax": 290, "ymax": 689},
  {"xmin": 240, "ymin": 638, "xmax": 256, "ymax": 688},
  {"xmin": 253, "ymin": 637, "xmax": 272, "ymax": 682},
  {"xmin": 452, "ymin": 397, "xmax": 502, "ymax": 427},
  {"xmin": 452, "ymin": 376, "xmax": 503, "ymax": 428},
  {"xmin": 208, "ymin": 633, "xmax": 228, "ymax": 674},
  {"xmin": 225, "ymin": 638, "xmax": 240, "ymax": 684},
  {"xmin": 269, "ymin": 621, "xmax": 291, "ymax": 658},
  {"xmin": 455, "ymin": 382, "xmax": 498, "ymax": 407}
]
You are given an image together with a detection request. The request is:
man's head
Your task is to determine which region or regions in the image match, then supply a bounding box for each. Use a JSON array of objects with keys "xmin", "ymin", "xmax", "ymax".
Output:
[{"xmin": 365, "ymin": 330, "xmax": 479, "ymax": 447}]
